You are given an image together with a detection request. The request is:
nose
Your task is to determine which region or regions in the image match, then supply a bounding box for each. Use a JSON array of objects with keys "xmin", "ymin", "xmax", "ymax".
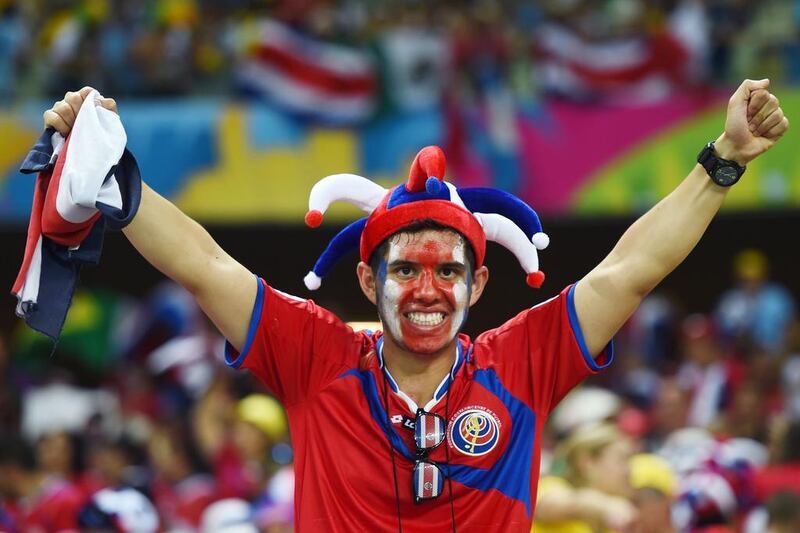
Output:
[{"xmin": 414, "ymin": 269, "xmax": 439, "ymax": 301}]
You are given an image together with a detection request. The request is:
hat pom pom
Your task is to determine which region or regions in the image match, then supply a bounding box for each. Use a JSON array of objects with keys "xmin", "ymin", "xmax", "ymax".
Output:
[
  {"xmin": 532, "ymin": 232, "xmax": 550, "ymax": 250},
  {"xmin": 304, "ymin": 271, "xmax": 322, "ymax": 290},
  {"xmin": 305, "ymin": 210, "xmax": 324, "ymax": 228},
  {"xmin": 526, "ymin": 271, "xmax": 545, "ymax": 288},
  {"xmin": 425, "ymin": 176, "xmax": 442, "ymax": 195}
]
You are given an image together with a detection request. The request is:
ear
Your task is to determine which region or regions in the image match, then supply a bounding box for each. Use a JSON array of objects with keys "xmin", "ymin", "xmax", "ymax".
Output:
[
  {"xmin": 468, "ymin": 266, "xmax": 489, "ymax": 306},
  {"xmin": 356, "ymin": 261, "xmax": 378, "ymax": 305}
]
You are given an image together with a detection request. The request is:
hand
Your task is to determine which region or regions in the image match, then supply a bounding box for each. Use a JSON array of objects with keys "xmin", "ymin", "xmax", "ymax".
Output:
[
  {"xmin": 600, "ymin": 496, "xmax": 639, "ymax": 533},
  {"xmin": 715, "ymin": 78, "xmax": 789, "ymax": 166},
  {"xmin": 43, "ymin": 86, "xmax": 118, "ymax": 137}
]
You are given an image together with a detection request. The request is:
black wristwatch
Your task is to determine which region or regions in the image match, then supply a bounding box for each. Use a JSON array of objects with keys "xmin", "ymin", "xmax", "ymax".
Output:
[{"xmin": 697, "ymin": 141, "xmax": 746, "ymax": 187}]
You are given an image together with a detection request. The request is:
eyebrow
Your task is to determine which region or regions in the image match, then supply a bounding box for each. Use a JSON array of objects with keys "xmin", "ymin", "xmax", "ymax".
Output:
[{"xmin": 387, "ymin": 260, "xmax": 466, "ymax": 270}]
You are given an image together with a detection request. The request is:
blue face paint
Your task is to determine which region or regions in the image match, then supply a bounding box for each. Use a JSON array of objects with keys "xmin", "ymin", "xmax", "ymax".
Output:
[
  {"xmin": 459, "ymin": 269, "xmax": 473, "ymax": 330},
  {"xmin": 377, "ymin": 259, "xmax": 388, "ymax": 285}
]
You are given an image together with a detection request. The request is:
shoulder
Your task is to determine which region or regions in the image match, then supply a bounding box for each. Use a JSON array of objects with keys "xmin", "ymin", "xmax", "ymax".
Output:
[{"xmin": 473, "ymin": 288, "xmax": 570, "ymax": 348}]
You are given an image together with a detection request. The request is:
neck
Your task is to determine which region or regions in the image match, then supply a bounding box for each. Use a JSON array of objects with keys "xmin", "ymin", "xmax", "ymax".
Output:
[{"xmin": 381, "ymin": 334, "xmax": 458, "ymax": 407}]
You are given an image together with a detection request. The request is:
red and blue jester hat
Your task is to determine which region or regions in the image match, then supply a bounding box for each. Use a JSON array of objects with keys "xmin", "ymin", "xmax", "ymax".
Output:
[{"xmin": 303, "ymin": 146, "xmax": 550, "ymax": 290}]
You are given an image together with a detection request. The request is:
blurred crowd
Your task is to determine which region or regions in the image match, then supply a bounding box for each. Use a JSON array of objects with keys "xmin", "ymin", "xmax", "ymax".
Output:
[
  {"xmin": 533, "ymin": 249, "xmax": 799, "ymax": 533},
  {"xmin": 0, "ymin": 248, "xmax": 798, "ymax": 532},
  {"xmin": 2, "ymin": 0, "xmax": 800, "ymax": 105}
]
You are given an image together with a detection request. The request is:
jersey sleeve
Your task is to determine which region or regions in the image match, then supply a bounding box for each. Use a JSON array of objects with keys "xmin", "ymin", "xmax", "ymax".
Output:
[
  {"xmin": 475, "ymin": 283, "xmax": 614, "ymax": 415},
  {"xmin": 223, "ymin": 277, "xmax": 366, "ymax": 405}
]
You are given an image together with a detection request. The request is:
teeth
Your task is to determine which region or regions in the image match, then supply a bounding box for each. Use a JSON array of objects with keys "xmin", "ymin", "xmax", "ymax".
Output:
[{"xmin": 406, "ymin": 312, "xmax": 445, "ymax": 326}]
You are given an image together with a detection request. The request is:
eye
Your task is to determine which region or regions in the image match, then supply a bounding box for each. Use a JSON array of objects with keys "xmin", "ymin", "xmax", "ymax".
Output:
[
  {"xmin": 396, "ymin": 266, "xmax": 414, "ymax": 277},
  {"xmin": 440, "ymin": 267, "xmax": 457, "ymax": 279}
]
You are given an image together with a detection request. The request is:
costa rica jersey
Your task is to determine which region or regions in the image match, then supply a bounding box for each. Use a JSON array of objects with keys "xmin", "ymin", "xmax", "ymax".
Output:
[{"xmin": 225, "ymin": 278, "xmax": 613, "ymax": 532}]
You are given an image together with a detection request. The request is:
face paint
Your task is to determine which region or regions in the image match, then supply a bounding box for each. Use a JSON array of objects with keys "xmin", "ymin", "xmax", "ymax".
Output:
[
  {"xmin": 376, "ymin": 230, "xmax": 471, "ymax": 355},
  {"xmin": 377, "ymin": 258, "xmax": 404, "ymax": 345}
]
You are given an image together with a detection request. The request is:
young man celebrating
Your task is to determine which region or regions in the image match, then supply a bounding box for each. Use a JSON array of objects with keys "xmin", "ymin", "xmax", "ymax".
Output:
[{"xmin": 40, "ymin": 79, "xmax": 787, "ymax": 531}]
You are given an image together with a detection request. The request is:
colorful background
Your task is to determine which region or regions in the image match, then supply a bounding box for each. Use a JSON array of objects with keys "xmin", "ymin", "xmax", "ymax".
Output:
[{"xmin": 3, "ymin": 89, "xmax": 799, "ymax": 224}]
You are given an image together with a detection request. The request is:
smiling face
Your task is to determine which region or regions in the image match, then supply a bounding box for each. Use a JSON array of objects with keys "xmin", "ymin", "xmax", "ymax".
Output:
[{"xmin": 358, "ymin": 228, "xmax": 488, "ymax": 356}]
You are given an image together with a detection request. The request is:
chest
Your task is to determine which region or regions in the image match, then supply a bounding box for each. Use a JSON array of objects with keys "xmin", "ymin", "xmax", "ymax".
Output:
[{"xmin": 297, "ymin": 368, "xmax": 539, "ymax": 514}]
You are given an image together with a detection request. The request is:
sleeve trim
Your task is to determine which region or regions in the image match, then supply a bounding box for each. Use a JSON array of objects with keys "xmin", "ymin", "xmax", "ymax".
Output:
[
  {"xmin": 224, "ymin": 275, "xmax": 264, "ymax": 368},
  {"xmin": 566, "ymin": 283, "xmax": 614, "ymax": 372}
]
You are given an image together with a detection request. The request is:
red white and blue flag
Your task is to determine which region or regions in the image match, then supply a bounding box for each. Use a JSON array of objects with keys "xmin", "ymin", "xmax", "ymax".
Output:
[
  {"xmin": 534, "ymin": 23, "xmax": 689, "ymax": 104},
  {"xmin": 238, "ymin": 19, "xmax": 378, "ymax": 124},
  {"xmin": 11, "ymin": 90, "xmax": 141, "ymax": 339}
]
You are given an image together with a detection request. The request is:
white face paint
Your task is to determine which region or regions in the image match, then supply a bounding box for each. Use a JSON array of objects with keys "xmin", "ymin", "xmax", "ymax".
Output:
[
  {"xmin": 375, "ymin": 231, "xmax": 472, "ymax": 354},
  {"xmin": 448, "ymin": 242, "xmax": 469, "ymax": 339},
  {"xmin": 378, "ymin": 241, "xmax": 405, "ymax": 344}
]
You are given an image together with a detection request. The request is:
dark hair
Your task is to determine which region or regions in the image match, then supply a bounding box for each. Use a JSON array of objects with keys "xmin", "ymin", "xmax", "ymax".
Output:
[
  {"xmin": 368, "ymin": 219, "xmax": 477, "ymax": 274},
  {"xmin": 0, "ymin": 436, "xmax": 36, "ymax": 471}
]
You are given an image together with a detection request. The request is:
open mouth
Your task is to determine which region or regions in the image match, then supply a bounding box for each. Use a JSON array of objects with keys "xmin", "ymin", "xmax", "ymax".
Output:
[{"xmin": 404, "ymin": 311, "xmax": 447, "ymax": 327}]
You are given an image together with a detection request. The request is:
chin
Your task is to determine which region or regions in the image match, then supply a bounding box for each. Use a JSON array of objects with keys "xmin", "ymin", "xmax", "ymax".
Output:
[{"xmin": 388, "ymin": 329, "xmax": 456, "ymax": 356}]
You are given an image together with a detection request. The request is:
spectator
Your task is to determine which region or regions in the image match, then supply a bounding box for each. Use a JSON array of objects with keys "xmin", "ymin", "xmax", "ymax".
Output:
[
  {"xmin": 533, "ymin": 423, "xmax": 639, "ymax": 533},
  {"xmin": 716, "ymin": 249, "xmax": 795, "ymax": 355},
  {"xmin": 147, "ymin": 424, "xmax": 217, "ymax": 530},
  {"xmin": 676, "ymin": 314, "xmax": 745, "ymax": 429},
  {"xmin": 648, "ymin": 378, "xmax": 691, "ymax": 450},
  {"xmin": 630, "ymin": 453, "xmax": 678, "ymax": 533},
  {"xmin": 0, "ymin": 436, "xmax": 85, "ymax": 533}
]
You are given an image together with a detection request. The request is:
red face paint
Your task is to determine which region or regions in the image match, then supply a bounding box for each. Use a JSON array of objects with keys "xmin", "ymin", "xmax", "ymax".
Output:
[{"xmin": 377, "ymin": 230, "xmax": 470, "ymax": 355}]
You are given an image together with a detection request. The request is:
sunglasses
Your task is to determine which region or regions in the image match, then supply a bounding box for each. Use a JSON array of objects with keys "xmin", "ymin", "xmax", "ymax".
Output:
[{"xmin": 413, "ymin": 408, "xmax": 448, "ymax": 503}]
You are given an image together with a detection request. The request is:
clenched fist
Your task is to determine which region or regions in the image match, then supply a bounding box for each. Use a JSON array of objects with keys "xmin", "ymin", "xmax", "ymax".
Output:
[
  {"xmin": 43, "ymin": 86, "xmax": 118, "ymax": 137},
  {"xmin": 715, "ymin": 78, "xmax": 790, "ymax": 166}
]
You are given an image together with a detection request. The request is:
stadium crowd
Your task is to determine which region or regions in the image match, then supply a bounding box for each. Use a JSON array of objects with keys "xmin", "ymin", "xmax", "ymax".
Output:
[
  {"xmin": 2, "ymin": 1, "xmax": 800, "ymax": 532},
  {"xmin": 0, "ymin": 248, "xmax": 799, "ymax": 532},
  {"xmin": 1, "ymin": 0, "xmax": 800, "ymax": 104}
]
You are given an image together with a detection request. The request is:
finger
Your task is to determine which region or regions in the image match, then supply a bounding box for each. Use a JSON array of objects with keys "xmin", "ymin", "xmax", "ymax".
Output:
[
  {"xmin": 749, "ymin": 94, "xmax": 780, "ymax": 131},
  {"xmin": 99, "ymin": 97, "xmax": 117, "ymax": 113},
  {"xmin": 730, "ymin": 78, "xmax": 770, "ymax": 109},
  {"xmin": 52, "ymin": 100, "xmax": 76, "ymax": 128},
  {"xmin": 43, "ymin": 109, "xmax": 70, "ymax": 136},
  {"xmin": 63, "ymin": 91, "xmax": 83, "ymax": 118},
  {"xmin": 755, "ymin": 107, "xmax": 783, "ymax": 136},
  {"xmin": 746, "ymin": 89, "xmax": 771, "ymax": 119},
  {"xmin": 763, "ymin": 116, "xmax": 790, "ymax": 140},
  {"xmin": 78, "ymin": 86, "xmax": 94, "ymax": 98}
]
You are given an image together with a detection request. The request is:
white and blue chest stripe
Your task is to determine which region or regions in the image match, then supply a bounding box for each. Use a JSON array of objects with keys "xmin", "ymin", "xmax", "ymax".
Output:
[
  {"xmin": 375, "ymin": 337, "xmax": 465, "ymax": 412},
  {"xmin": 339, "ymin": 359, "xmax": 537, "ymax": 516}
]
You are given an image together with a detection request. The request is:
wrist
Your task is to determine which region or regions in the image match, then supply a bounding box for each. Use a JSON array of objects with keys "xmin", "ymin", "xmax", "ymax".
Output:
[{"xmin": 714, "ymin": 134, "xmax": 749, "ymax": 166}]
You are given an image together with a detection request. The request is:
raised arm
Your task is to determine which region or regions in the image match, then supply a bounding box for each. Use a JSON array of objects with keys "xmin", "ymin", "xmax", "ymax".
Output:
[
  {"xmin": 45, "ymin": 88, "xmax": 256, "ymax": 350},
  {"xmin": 573, "ymin": 79, "xmax": 789, "ymax": 356}
]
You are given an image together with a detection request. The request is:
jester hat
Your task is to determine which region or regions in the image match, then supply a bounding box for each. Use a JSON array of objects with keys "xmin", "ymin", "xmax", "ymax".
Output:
[{"xmin": 303, "ymin": 146, "xmax": 549, "ymax": 290}]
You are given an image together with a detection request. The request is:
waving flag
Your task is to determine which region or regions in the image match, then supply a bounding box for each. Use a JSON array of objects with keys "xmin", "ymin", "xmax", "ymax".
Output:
[
  {"xmin": 535, "ymin": 23, "xmax": 689, "ymax": 104},
  {"xmin": 12, "ymin": 90, "xmax": 141, "ymax": 339},
  {"xmin": 237, "ymin": 19, "xmax": 377, "ymax": 124}
]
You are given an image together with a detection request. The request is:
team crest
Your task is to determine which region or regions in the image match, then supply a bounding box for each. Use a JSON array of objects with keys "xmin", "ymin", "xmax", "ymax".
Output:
[{"xmin": 449, "ymin": 407, "xmax": 500, "ymax": 457}]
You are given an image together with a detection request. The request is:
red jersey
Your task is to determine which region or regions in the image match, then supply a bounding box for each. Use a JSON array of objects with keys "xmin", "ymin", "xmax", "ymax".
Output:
[
  {"xmin": 11, "ymin": 477, "xmax": 84, "ymax": 533},
  {"xmin": 225, "ymin": 279, "xmax": 613, "ymax": 532}
]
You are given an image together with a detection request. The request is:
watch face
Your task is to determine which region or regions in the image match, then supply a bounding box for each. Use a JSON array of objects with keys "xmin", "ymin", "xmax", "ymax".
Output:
[{"xmin": 714, "ymin": 165, "xmax": 739, "ymax": 186}]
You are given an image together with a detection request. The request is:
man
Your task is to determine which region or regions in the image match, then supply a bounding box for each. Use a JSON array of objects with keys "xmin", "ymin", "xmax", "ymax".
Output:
[
  {"xmin": 42, "ymin": 79, "xmax": 787, "ymax": 531},
  {"xmin": 0, "ymin": 436, "xmax": 85, "ymax": 532}
]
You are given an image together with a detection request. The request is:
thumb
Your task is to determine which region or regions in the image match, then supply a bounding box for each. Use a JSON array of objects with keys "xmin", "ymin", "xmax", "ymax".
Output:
[{"xmin": 730, "ymin": 78, "xmax": 770, "ymax": 107}]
